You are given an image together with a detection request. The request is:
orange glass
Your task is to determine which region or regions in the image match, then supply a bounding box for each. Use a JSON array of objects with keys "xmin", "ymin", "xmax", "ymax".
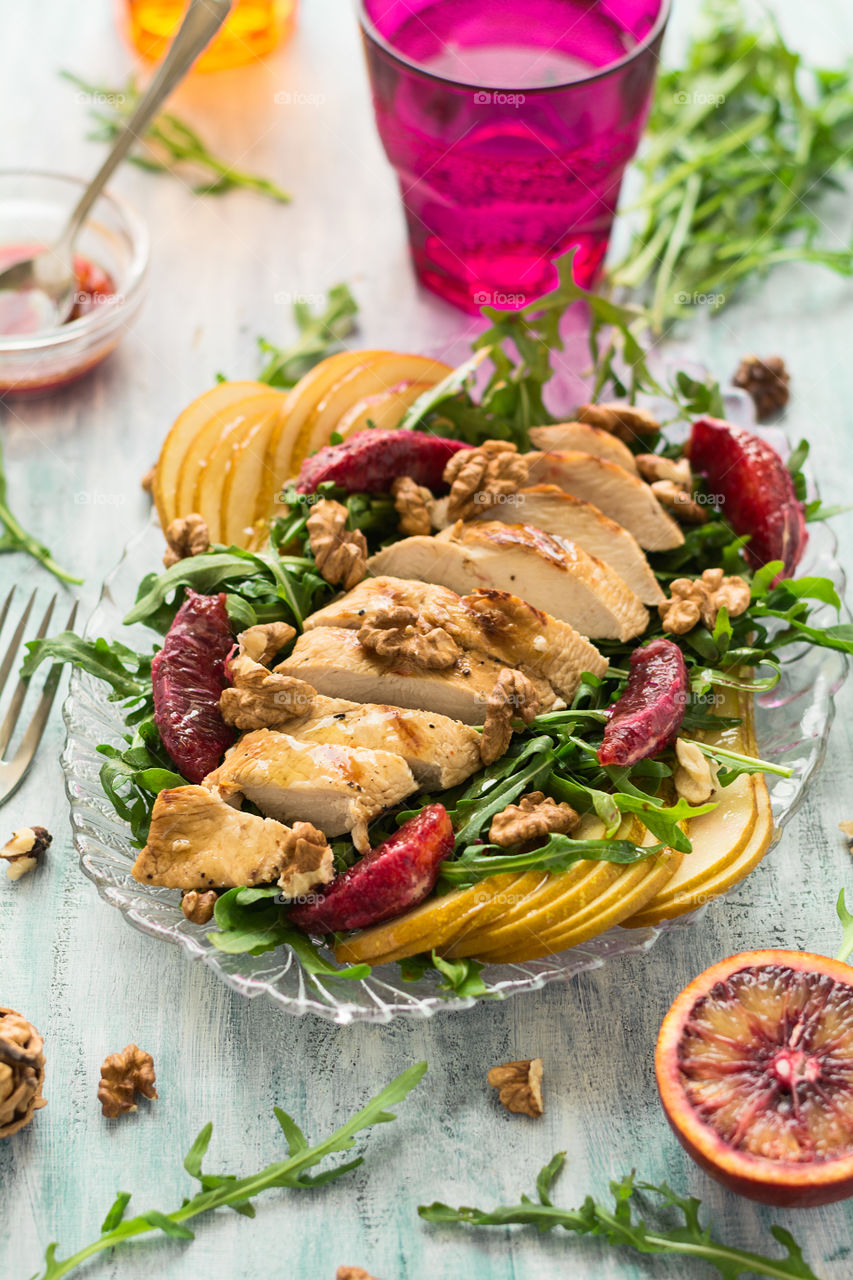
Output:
[{"xmin": 123, "ymin": 0, "xmax": 297, "ymax": 71}]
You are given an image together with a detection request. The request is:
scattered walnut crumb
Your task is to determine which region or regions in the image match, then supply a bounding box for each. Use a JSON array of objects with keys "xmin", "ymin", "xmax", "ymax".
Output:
[
  {"xmin": 840, "ymin": 820, "xmax": 853, "ymax": 851},
  {"xmin": 220, "ymin": 622, "xmax": 313, "ymax": 732},
  {"xmin": 98, "ymin": 1044, "xmax": 158, "ymax": 1118},
  {"xmin": 443, "ymin": 440, "xmax": 529, "ymax": 520},
  {"xmin": 575, "ymin": 402, "xmax": 660, "ymax": 443},
  {"xmin": 0, "ymin": 1007, "xmax": 47, "ymax": 1138},
  {"xmin": 391, "ymin": 475, "xmax": 433, "ymax": 536},
  {"xmin": 307, "ymin": 499, "xmax": 368, "ymax": 590},
  {"xmin": 480, "ymin": 669, "xmax": 540, "ymax": 765},
  {"xmin": 0, "ymin": 826, "xmax": 51, "ymax": 881},
  {"xmin": 163, "ymin": 513, "xmax": 210, "ymax": 569},
  {"xmin": 733, "ymin": 355, "xmax": 790, "ymax": 420},
  {"xmin": 489, "ymin": 791, "xmax": 580, "ymax": 847},
  {"xmin": 488, "ymin": 1058, "xmax": 544, "ymax": 1118},
  {"xmin": 140, "ymin": 466, "xmax": 155, "ymax": 494},
  {"xmin": 358, "ymin": 605, "xmax": 459, "ymax": 670},
  {"xmin": 659, "ymin": 568, "xmax": 751, "ymax": 635},
  {"xmin": 673, "ymin": 739, "xmax": 717, "ymax": 804},
  {"xmin": 181, "ymin": 889, "xmax": 218, "ymax": 925},
  {"xmin": 337, "ymin": 1269, "xmax": 382, "ymax": 1280}
]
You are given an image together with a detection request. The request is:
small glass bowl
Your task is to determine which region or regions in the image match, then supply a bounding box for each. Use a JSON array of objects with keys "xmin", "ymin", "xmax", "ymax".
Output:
[{"xmin": 0, "ymin": 170, "xmax": 148, "ymax": 397}]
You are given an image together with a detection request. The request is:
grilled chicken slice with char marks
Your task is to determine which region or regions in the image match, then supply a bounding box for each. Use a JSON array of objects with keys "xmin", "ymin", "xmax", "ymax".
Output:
[
  {"xmin": 525, "ymin": 451, "xmax": 684, "ymax": 550},
  {"xmin": 131, "ymin": 785, "xmax": 334, "ymax": 896},
  {"xmin": 205, "ymin": 731, "xmax": 417, "ymax": 852},
  {"xmin": 304, "ymin": 576, "xmax": 607, "ymax": 700},
  {"xmin": 283, "ymin": 695, "xmax": 481, "ymax": 789},
  {"xmin": 528, "ymin": 423, "xmax": 639, "ymax": 473},
  {"xmin": 432, "ymin": 485, "xmax": 663, "ymax": 605},
  {"xmin": 368, "ymin": 523, "xmax": 649, "ymax": 641},
  {"xmin": 277, "ymin": 626, "xmax": 561, "ymax": 725}
]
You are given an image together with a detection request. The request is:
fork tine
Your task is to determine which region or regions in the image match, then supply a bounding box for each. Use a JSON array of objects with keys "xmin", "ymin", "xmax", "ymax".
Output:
[
  {"xmin": 0, "ymin": 586, "xmax": 16, "ymax": 637},
  {"xmin": 0, "ymin": 593, "xmax": 56, "ymax": 761},
  {"xmin": 0, "ymin": 588, "xmax": 35, "ymax": 704},
  {"xmin": 0, "ymin": 600, "xmax": 78, "ymax": 806}
]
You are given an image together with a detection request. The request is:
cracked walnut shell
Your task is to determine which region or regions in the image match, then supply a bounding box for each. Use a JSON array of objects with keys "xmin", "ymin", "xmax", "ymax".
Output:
[
  {"xmin": 163, "ymin": 513, "xmax": 210, "ymax": 569},
  {"xmin": 488, "ymin": 1058, "xmax": 544, "ymax": 1118},
  {"xmin": 489, "ymin": 791, "xmax": 580, "ymax": 847},
  {"xmin": 480, "ymin": 668, "xmax": 540, "ymax": 765},
  {"xmin": 307, "ymin": 499, "xmax": 368, "ymax": 591},
  {"xmin": 98, "ymin": 1044, "xmax": 158, "ymax": 1118},
  {"xmin": 0, "ymin": 825, "xmax": 52, "ymax": 880},
  {"xmin": 0, "ymin": 1007, "xmax": 47, "ymax": 1138},
  {"xmin": 358, "ymin": 605, "xmax": 459, "ymax": 670},
  {"xmin": 443, "ymin": 440, "xmax": 529, "ymax": 520}
]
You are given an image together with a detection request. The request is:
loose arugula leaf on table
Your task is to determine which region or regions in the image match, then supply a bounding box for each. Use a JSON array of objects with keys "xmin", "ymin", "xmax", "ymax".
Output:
[
  {"xmin": 257, "ymin": 284, "xmax": 359, "ymax": 387},
  {"xmin": 30, "ymin": 1063, "xmax": 426, "ymax": 1280},
  {"xmin": 0, "ymin": 438, "xmax": 81, "ymax": 584},
  {"xmin": 420, "ymin": 1155, "xmax": 823, "ymax": 1279},
  {"xmin": 835, "ymin": 889, "xmax": 853, "ymax": 964},
  {"xmin": 62, "ymin": 70, "xmax": 290, "ymax": 202}
]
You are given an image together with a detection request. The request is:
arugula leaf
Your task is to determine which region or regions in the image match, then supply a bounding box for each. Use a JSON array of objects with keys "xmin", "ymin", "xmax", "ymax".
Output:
[
  {"xmin": 22, "ymin": 633, "xmax": 153, "ymax": 704},
  {"xmin": 257, "ymin": 284, "xmax": 358, "ymax": 388},
  {"xmin": 835, "ymin": 889, "xmax": 853, "ymax": 964},
  {"xmin": 0, "ymin": 436, "xmax": 81, "ymax": 584},
  {"xmin": 30, "ymin": 1064, "xmax": 426, "ymax": 1279},
  {"xmin": 420, "ymin": 1160, "xmax": 823, "ymax": 1279},
  {"xmin": 431, "ymin": 954, "xmax": 493, "ymax": 998},
  {"xmin": 440, "ymin": 831, "xmax": 659, "ymax": 887},
  {"xmin": 97, "ymin": 717, "xmax": 186, "ymax": 845},
  {"xmin": 209, "ymin": 887, "xmax": 370, "ymax": 979}
]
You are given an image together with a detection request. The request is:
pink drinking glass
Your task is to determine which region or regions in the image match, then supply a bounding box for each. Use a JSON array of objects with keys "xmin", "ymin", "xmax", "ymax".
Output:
[{"xmin": 358, "ymin": 0, "xmax": 670, "ymax": 313}]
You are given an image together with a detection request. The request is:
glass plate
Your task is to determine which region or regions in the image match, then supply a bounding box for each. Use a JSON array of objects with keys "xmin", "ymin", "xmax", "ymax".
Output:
[{"xmin": 60, "ymin": 413, "xmax": 849, "ymax": 1024}]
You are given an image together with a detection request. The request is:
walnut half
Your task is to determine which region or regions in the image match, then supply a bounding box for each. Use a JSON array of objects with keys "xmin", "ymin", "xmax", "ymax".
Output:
[
  {"xmin": 163, "ymin": 513, "xmax": 210, "ymax": 569},
  {"xmin": 489, "ymin": 792, "xmax": 579, "ymax": 847},
  {"xmin": 98, "ymin": 1044, "xmax": 158, "ymax": 1118},
  {"xmin": 337, "ymin": 1269, "xmax": 382, "ymax": 1280},
  {"xmin": 358, "ymin": 605, "xmax": 459, "ymax": 670},
  {"xmin": 220, "ymin": 623, "xmax": 315, "ymax": 731},
  {"xmin": 480, "ymin": 669, "xmax": 540, "ymax": 765},
  {"xmin": 443, "ymin": 440, "xmax": 529, "ymax": 520},
  {"xmin": 307, "ymin": 499, "xmax": 368, "ymax": 591},
  {"xmin": 659, "ymin": 568, "xmax": 750, "ymax": 635},
  {"xmin": 488, "ymin": 1058, "xmax": 544, "ymax": 1118},
  {"xmin": 0, "ymin": 1007, "xmax": 47, "ymax": 1138}
]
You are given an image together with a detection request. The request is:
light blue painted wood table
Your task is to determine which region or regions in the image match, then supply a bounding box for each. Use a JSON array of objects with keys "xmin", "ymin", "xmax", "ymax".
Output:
[{"xmin": 3, "ymin": 1, "xmax": 853, "ymax": 1276}]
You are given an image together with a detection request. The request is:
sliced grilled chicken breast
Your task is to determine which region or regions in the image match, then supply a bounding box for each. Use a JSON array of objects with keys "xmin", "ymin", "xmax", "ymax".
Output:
[
  {"xmin": 435, "ymin": 485, "xmax": 663, "ymax": 605},
  {"xmin": 525, "ymin": 450, "xmax": 684, "ymax": 550},
  {"xmin": 278, "ymin": 626, "xmax": 561, "ymax": 724},
  {"xmin": 205, "ymin": 730, "xmax": 417, "ymax": 851},
  {"xmin": 528, "ymin": 422, "xmax": 638, "ymax": 473},
  {"xmin": 284, "ymin": 695, "xmax": 481, "ymax": 789},
  {"xmin": 131, "ymin": 784, "xmax": 334, "ymax": 894},
  {"xmin": 368, "ymin": 523, "xmax": 649, "ymax": 641},
  {"xmin": 304, "ymin": 576, "xmax": 607, "ymax": 699}
]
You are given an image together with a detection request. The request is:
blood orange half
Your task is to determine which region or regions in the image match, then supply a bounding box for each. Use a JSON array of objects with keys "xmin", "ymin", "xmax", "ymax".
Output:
[{"xmin": 656, "ymin": 949, "xmax": 853, "ymax": 1206}]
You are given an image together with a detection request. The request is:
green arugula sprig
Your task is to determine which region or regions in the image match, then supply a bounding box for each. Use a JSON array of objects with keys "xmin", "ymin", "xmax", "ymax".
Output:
[
  {"xmin": 30, "ymin": 1063, "xmax": 426, "ymax": 1280},
  {"xmin": 0, "ymin": 439, "xmax": 81, "ymax": 585},
  {"xmin": 63, "ymin": 71, "xmax": 290, "ymax": 202},
  {"xmin": 208, "ymin": 886, "xmax": 370, "ymax": 979},
  {"xmin": 835, "ymin": 890, "xmax": 853, "ymax": 964},
  {"xmin": 97, "ymin": 717, "xmax": 186, "ymax": 847},
  {"xmin": 257, "ymin": 284, "xmax": 358, "ymax": 388},
  {"xmin": 420, "ymin": 1154, "xmax": 822, "ymax": 1280}
]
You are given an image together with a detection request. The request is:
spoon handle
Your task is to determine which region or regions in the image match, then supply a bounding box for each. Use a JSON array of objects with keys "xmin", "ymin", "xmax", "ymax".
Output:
[{"xmin": 59, "ymin": 0, "xmax": 234, "ymax": 252}]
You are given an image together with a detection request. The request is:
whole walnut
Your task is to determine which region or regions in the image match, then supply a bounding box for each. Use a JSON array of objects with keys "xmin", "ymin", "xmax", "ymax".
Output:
[{"xmin": 0, "ymin": 1007, "xmax": 47, "ymax": 1138}]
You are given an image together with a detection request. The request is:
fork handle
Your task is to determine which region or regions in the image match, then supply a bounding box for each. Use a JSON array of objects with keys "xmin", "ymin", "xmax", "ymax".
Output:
[{"xmin": 58, "ymin": 0, "xmax": 234, "ymax": 256}]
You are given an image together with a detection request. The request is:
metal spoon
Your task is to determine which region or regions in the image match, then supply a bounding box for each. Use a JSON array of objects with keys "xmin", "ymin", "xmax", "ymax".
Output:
[{"xmin": 0, "ymin": 0, "xmax": 233, "ymax": 330}]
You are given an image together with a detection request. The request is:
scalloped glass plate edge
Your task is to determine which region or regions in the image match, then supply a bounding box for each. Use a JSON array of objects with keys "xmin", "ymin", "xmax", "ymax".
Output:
[{"xmin": 61, "ymin": 506, "xmax": 848, "ymax": 1025}]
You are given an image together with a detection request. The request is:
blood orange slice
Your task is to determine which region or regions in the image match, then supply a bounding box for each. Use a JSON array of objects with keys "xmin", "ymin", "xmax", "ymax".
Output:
[{"xmin": 656, "ymin": 950, "xmax": 853, "ymax": 1206}]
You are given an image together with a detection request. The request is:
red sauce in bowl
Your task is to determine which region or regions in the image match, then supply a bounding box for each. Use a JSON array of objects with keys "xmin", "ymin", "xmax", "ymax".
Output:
[{"xmin": 0, "ymin": 243, "xmax": 117, "ymax": 336}]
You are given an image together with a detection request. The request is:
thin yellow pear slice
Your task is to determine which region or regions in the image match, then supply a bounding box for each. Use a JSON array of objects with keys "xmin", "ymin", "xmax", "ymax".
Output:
[
  {"xmin": 258, "ymin": 349, "xmax": 389, "ymax": 521},
  {"xmin": 153, "ymin": 380, "xmax": 271, "ymax": 529},
  {"xmin": 442, "ymin": 815, "xmax": 637, "ymax": 959},
  {"xmin": 335, "ymin": 380, "xmax": 435, "ymax": 440},
  {"xmin": 333, "ymin": 872, "xmax": 534, "ymax": 966},
  {"xmin": 175, "ymin": 389, "xmax": 284, "ymax": 524},
  {"xmin": 625, "ymin": 776, "xmax": 773, "ymax": 927},
  {"xmin": 297, "ymin": 353, "xmax": 453, "ymax": 463},
  {"xmin": 221, "ymin": 401, "xmax": 288, "ymax": 547},
  {"xmin": 191, "ymin": 396, "xmax": 283, "ymax": 542}
]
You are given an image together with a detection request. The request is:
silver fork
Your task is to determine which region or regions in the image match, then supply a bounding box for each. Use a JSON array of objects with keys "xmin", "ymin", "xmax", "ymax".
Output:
[{"xmin": 0, "ymin": 587, "xmax": 78, "ymax": 805}]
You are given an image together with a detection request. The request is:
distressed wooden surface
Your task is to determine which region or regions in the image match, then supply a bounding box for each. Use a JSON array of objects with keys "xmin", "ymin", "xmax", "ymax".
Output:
[{"xmin": 3, "ymin": 1, "xmax": 853, "ymax": 1276}]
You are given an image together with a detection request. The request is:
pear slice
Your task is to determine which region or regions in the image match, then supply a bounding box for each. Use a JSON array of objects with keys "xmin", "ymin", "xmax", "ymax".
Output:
[
  {"xmin": 188, "ymin": 396, "xmax": 284, "ymax": 543},
  {"xmin": 335, "ymin": 380, "xmax": 437, "ymax": 440},
  {"xmin": 153, "ymin": 380, "xmax": 272, "ymax": 529},
  {"xmin": 221, "ymin": 401, "xmax": 288, "ymax": 547}
]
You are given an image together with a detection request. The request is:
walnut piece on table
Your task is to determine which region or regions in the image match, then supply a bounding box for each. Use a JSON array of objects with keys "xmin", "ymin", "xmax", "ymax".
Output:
[
  {"xmin": 480, "ymin": 668, "xmax": 541, "ymax": 765},
  {"xmin": 307, "ymin": 499, "xmax": 368, "ymax": 590},
  {"xmin": 839, "ymin": 820, "xmax": 853, "ymax": 851},
  {"xmin": 488, "ymin": 1058, "xmax": 544, "ymax": 1118},
  {"xmin": 358, "ymin": 604, "xmax": 459, "ymax": 670},
  {"xmin": 489, "ymin": 791, "xmax": 580, "ymax": 847},
  {"xmin": 392, "ymin": 475, "xmax": 433, "ymax": 536},
  {"xmin": 733, "ymin": 354, "xmax": 790, "ymax": 420},
  {"xmin": 98, "ymin": 1044, "xmax": 158, "ymax": 1118},
  {"xmin": 337, "ymin": 1268, "xmax": 382, "ymax": 1280},
  {"xmin": 0, "ymin": 825, "xmax": 52, "ymax": 881},
  {"xmin": 163, "ymin": 513, "xmax": 210, "ymax": 568},
  {"xmin": 659, "ymin": 568, "xmax": 750, "ymax": 635},
  {"xmin": 575, "ymin": 402, "xmax": 660, "ymax": 443},
  {"xmin": 0, "ymin": 1007, "xmax": 47, "ymax": 1138},
  {"xmin": 443, "ymin": 440, "xmax": 529, "ymax": 520}
]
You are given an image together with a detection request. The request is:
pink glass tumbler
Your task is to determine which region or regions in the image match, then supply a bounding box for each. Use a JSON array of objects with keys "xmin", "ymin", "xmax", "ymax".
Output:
[{"xmin": 359, "ymin": 0, "xmax": 670, "ymax": 313}]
